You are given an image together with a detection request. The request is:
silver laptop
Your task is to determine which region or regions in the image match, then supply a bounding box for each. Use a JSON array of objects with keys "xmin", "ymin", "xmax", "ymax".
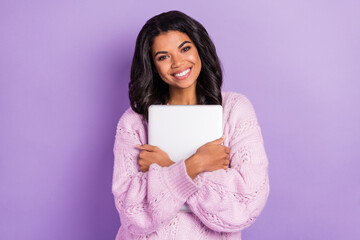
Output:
[{"xmin": 148, "ymin": 105, "xmax": 223, "ymax": 212}]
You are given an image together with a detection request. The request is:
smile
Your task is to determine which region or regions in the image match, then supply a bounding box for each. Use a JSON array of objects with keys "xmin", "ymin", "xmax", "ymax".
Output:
[{"xmin": 173, "ymin": 67, "xmax": 192, "ymax": 80}]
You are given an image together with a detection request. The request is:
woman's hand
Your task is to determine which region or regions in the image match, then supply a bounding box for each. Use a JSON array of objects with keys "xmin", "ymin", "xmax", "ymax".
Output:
[
  {"xmin": 195, "ymin": 135, "xmax": 230, "ymax": 172},
  {"xmin": 136, "ymin": 144, "xmax": 175, "ymax": 172},
  {"xmin": 185, "ymin": 135, "xmax": 230, "ymax": 179}
]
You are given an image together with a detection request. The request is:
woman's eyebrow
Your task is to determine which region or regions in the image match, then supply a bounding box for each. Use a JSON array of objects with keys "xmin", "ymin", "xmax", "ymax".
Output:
[{"xmin": 154, "ymin": 41, "xmax": 191, "ymax": 58}]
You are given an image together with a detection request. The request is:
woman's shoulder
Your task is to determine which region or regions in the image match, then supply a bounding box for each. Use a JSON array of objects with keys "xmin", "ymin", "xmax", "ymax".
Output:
[
  {"xmin": 116, "ymin": 106, "xmax": 146, "ymax": 132},
  {"xmin": 221, "ymin": 91, "xmax": 253, "ymax": 109},
  {"xmin": 221, "ymin": 91, "xmax": 257, "ymax": 122}
]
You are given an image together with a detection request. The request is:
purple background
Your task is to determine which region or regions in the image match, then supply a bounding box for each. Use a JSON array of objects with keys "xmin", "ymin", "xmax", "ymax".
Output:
[{"xmin": 1, "ymin": 1, "xmax": 359, "ymax": 239}]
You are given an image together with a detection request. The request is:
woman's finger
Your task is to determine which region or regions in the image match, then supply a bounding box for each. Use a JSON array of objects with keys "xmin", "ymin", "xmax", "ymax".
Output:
[
  {"xmin": 225, "ymin": 146, "xmax": 230, "ymax": 153},
  {"xmin": 136, "ymin": 144, "xmax": 157, "ymax": 151},
  {"xmin": 208, "ymin": 135, "xmax": 226, "ymax": 145}
]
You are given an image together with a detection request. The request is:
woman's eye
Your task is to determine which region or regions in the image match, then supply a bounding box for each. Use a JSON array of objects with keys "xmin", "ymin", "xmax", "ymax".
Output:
[
  {"xmin": 158, "ymin": 55, "xmax": 168, "ymax": 61},
  {"xmin": 182, "ymin": 46, "xmax": 191, "ymax": 52}
]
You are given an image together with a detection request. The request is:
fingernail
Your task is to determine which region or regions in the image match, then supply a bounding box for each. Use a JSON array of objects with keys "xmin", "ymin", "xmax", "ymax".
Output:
[{"xmin": 136, "ymin": 144, "xmax": 141, "ymax": 148}]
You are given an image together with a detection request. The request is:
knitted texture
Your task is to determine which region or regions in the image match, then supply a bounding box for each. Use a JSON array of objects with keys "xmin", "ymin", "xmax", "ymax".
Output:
[{"xmin": 112, "ymin": 91, "xmax": 270, "ymax": 240}]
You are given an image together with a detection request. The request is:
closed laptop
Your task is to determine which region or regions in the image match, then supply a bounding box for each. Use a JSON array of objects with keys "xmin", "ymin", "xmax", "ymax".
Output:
[{"xmin": 148, "ymin": 105, "xmax": 223, "ymax": 212}]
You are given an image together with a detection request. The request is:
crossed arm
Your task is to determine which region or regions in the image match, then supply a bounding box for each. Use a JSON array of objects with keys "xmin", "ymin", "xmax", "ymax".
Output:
[{"xmin": 112, "ymin": 96, "xmax": 269, "ymax": 235}]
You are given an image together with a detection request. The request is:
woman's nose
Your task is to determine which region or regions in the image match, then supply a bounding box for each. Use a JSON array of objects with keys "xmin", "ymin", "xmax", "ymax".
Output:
[{"xmin": 171, "ymin": 53, "xmax": 184, "ymax": 68}]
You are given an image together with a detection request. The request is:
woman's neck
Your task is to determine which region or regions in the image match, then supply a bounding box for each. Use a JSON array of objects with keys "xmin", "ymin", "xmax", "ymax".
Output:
[{"xmin": 167, "ymin": 87, "xmax": 197, "ymax": 105}]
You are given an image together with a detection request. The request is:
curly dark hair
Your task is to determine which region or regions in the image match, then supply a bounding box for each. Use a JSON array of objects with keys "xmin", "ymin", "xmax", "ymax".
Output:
[{"xmin": 129, "ymin": 10, "xmax": 223, "ymax": 121}]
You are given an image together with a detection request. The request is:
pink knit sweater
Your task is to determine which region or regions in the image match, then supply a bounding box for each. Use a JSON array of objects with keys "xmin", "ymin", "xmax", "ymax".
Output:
[{"xmin": 112, "ymin": 91, "xmax": 270, "ymax": 239}]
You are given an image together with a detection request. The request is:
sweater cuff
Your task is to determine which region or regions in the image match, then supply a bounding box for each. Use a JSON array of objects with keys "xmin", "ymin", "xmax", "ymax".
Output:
[{"xmin": 162, "ymin": 159, "xmax": 199, "ymax": 201}]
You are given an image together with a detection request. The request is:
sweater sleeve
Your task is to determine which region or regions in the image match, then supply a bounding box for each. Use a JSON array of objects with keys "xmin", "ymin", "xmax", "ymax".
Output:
[
  {"xmin": 111, "ymin": 109, "xmax": 199, "ymax": 236},
  {"xmin": 186, "ymin": 94, "xmax": 270, "ymax": 233}
]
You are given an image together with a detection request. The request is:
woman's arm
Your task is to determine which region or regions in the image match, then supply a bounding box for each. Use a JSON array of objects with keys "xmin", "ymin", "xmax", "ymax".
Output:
[
  {"xmin": 112, "ymin": 110, "xmax": 199, "ymax": 236},
  {"xmin": 186, "ymin": 95, "xmax": 270, "ymax": 232}
]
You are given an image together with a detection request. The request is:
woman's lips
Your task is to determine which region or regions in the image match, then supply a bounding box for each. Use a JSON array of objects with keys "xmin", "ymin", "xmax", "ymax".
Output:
[{"xmin": 172, "ymin": 67, "xmax": 192, "ymax": 80}]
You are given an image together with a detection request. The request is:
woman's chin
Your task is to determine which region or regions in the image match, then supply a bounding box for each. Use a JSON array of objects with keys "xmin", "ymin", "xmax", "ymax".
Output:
[{"xmin": 171, "ymin": 81, "xmax": 197, "ymax": 90}]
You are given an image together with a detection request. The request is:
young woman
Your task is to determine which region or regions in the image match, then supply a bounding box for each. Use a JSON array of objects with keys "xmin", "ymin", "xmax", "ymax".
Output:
[{"xmin": 112, "ymin": 10, "xmax": 270, "ymax": 239}]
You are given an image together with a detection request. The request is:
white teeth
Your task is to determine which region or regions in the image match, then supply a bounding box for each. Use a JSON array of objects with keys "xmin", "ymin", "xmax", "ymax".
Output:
[{"xmin": 174, "ymin": 68, "xmax": 190, "ymax": 77}]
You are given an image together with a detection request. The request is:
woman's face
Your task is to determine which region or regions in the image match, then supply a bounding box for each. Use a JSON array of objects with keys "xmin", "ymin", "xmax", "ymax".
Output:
[{"xmin": 151, "ymin": 30, "xmax": 202, "ymax": 91}]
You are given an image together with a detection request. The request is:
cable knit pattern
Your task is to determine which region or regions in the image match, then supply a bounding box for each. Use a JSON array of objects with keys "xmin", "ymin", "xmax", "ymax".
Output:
[{"xmin": 112, "ymin": 91, "xmax": 270, "ymax": 239}]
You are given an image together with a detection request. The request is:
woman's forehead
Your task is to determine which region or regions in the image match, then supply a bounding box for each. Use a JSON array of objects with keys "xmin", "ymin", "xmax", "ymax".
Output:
[{"xmin": 151, "ymin": 31, "xmax": 191, "ymax": 50}]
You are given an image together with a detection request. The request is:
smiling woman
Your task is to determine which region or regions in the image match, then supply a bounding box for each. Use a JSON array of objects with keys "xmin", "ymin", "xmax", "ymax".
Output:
[
  {"xmin": 112, "ymin": 10, "xmax": 270, "ymax": 240},
  {"xmin": 128, "ymin": 10, "xmax": 223, "ymax": 121},
  {"xmin": 150, "ymin": 31, "xmax": 202, "ymax": 102}
]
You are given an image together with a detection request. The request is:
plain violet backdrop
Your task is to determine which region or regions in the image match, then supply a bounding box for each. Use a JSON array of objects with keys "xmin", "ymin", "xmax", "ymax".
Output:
[{"xmin": 1, "ymin": 0, "xmax": 359, "ymax": 239}]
